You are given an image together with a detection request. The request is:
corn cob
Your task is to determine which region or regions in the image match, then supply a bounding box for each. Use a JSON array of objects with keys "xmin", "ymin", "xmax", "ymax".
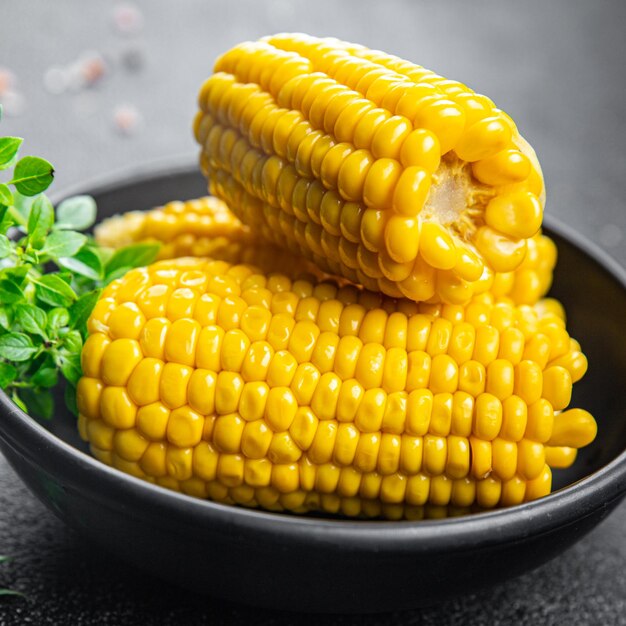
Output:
[
  {"xmin": 96, "ymin": 196, "xmax": 557, "ymax": 306},
  {"xmin": 77, "ymin": 257, "xmax": 595, "ymax": 519},
  {"xmin": 195, "ymin": 34, "xmax": 545, "ymax": 304}
]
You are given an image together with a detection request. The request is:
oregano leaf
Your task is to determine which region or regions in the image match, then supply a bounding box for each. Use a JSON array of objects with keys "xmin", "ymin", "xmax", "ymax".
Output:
[
  {"xmin": 0, "ymin": 137, "xmax": 22, "ymax": 170},
  {"xmin": 10, "ymin": 156, "xmax": 54, "ymax": 196},
  {"xmin": 41, "ymin": 231, "xmax": 87, "ymax": 259},
  {"xmin": 0, "ymin": 333, "xmax": 38, "ymax": 361},
  {"xmin": 55, "ymin": 195, "xmax": 97, "ymax": 231}
]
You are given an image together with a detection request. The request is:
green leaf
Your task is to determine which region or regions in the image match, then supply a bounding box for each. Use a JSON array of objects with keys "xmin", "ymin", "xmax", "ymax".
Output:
[
  {"xmin": 2, "ymin": 266, "xmax": 29, "ymax": 285},
  {"xmin": 68, "ymin": 289, "xmax": 101, "ymax": 332},
  {"xmin": 12, "ymin": 191, "xmax": 35, "ymax": 223},
  {"xmin": 0, "ymin": 137, "xmax": 22, "ymax": 170},
  {"xmin": 64, "ymin": 382, "xmax": 78, "ymax": 416},
  {"xmin": 0, "ymin": 183, "xmax": 13, "ymax": 206},
  {"xmin": 31, "ymin": 366, "xmax": 58, "ymax": 388},
  {"xmin": 21, "ymin": 387, "xmax": 54, "ymax": 420},
  {"xmin": 14, "ymin": 304, "xmax": 47, "ymax": 338},
  {"xmin": 41, "ymin": 230, "xmax": 86, "ymax": 259},
  {"xmin": 62, "ymin": 329, "xmax": 83, "ymax": 354},
  {"xmin": 0, "ymin": 234, "xmax": 12, "ymax": 259},
  {"xmin": 55, "ymin": 195, "xmax": 97, "ymax": 231},
  {"xmin": 58, "ymin": 246, "xmax": 103, "ymax": 280},
  {"xmin": 58, "ymin": 353, "xmax": 81, "ymax": 385},
  {"xmin": 0, "ymin": 362, "xmax": 17, "ymax": 387},
  {"xmin": 0, "ymin": 208, "xmax": 14, "ymax": 235},
  {"xmin": 10, "ymin": 156, "xmax": 54, "ymax": 196},
  {"xmin": 0, "ymin": 333, "xmax": 38, "ymax": 361},
  {"xmin": 33, "ymin": 274, "xmax": 77, "ymax": 307},
  {"xmin": 0, "ymin": 306, "xmax": 13, "ymax": 329},
  {"xmin": 0, "ymin": 279, "xmax": 23, "ymax": 304},
  {"xmin": 105, "ymin": 242, "xmax": 160, "ymax": 277},
  {"xmin": 56, "ymin": 271, "xmax": 73, "ymax": 285},
  {"xmin": 47, "ymin": 308, "xmax": 69, "ymax": 332},
  {"xmin": 27, "ymin": 194, "xmax": 55, "ymax": 248}
]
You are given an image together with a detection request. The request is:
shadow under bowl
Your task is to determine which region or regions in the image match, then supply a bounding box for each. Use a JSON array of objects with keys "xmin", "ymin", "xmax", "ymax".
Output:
[{"xmin": 0, "ymin": 164, "xmax": 625, "ymax": 613}]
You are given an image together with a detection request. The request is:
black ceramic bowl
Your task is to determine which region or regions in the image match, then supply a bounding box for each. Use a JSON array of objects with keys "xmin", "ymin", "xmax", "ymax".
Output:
[{"xmin": 0, "ymin": 164, "xmax": 625, "ymax": 613}]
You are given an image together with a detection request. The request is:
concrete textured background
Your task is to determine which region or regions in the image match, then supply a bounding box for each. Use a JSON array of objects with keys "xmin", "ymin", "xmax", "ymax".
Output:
[{"xmin": 0, "ymin": 0, "xmax": 625, "ymax": 624}]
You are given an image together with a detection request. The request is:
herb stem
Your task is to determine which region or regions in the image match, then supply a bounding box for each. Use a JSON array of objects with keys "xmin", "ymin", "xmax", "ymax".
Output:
[{"xmin": 7, "ymin": 206, "xmax": 26, "ymax": 228}]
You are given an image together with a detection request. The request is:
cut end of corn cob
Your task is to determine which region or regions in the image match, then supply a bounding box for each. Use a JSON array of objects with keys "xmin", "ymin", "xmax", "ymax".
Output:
[
  {"xmin": 195, "ymin": 34, "xmax": 546, "ymax": 304},
  {"xmin": 77, "ymin": 257, "xmax": 595, "ymax": 519}
]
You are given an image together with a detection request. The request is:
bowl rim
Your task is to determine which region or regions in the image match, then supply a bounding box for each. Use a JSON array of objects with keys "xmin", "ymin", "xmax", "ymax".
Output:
[{"xmin": 0, "ymin": 161, "xmax": 625, "ymax": 555}]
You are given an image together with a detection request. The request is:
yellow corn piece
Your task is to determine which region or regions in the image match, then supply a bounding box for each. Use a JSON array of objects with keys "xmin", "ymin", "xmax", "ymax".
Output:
[
  {"xmin": 77, "ymin": 257, "xmax": 595, "ymax": 519},
  {"xmin": 94, "ymin": 196, "xmax": 317, "ymax": 278},
  {"xmin": 195, "ymin": 34, "xmax": 546, "ymax": 304},
  {"xmin": 96, "ymin": 197, "xmax": 556, "ymax": 307}
]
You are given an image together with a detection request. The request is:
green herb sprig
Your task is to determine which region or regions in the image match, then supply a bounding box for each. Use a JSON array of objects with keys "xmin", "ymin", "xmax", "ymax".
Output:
[{"xmin": 0, "ymin": 106, "xmax": 160, "ymax": 419}]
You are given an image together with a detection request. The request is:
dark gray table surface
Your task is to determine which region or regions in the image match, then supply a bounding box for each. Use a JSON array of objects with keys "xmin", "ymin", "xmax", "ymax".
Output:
[{"xmin": 0, "ymin": 1, "xmax": 625, "ymax": 624}]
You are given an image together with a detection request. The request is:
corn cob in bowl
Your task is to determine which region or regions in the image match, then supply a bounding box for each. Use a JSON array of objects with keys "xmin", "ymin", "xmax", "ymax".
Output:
[
  {"xmin": 195, "ymin": 34, "xmax": 546, "ymax": 304},
  {"xmin": 78, "ymin": 226, "xmax": 595, "ymax": 519}
]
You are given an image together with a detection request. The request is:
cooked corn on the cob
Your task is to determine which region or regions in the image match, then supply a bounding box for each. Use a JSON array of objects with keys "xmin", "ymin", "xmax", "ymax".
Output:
[
  {"xmin": 195, "ymin": 34, "xmax": 546, "ymax": 304},
  {"xmin": 96, "ymin": 196, "xmax": 557, "ymax": 306},
  {"xmin": 77, "ymin": 257, "xmax": 595, "ymax": 519}
]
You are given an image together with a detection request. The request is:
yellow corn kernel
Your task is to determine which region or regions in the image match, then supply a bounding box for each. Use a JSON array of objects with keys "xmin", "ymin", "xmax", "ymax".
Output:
[
  {"xmin": 215, "ymin": 371, "xmax": 244, "ymax": 414},
  {"xmin": 486, "ymin": 359, "xmax": 515, "ymax": 400},
  {"xmin": 451, "ymin": 391, "xmax": 474, "ymax": 437},
  {"xmin": 81, "ymin": 333, "xmax": 111, "ymax": 378},
  {"xmin": 524, "ymin": 465, "xmax": 552, "ymax": 502},
  {"xmin": 544, "ymin": 446, "xmax": 577, "ymax": 469},
  {"xmin": 514, "ymin": 359, "xmax": 544, "ymax": 405},
  {"xmin": 265, "ymin": 386, "xmax": 298, "ymax": 431},
  {"xmin": 113, "ymin": 428, "xmax": 149, "ymax": 462},
  {"xmin": 159, "ymin": 362, "xmax": 193, "ymax": 409},
  {"xmin": 76, "ymin": 377, "xmax": 104, "ymax": 421},
  {"xmin": 101, "ymin": 339, "xmax": 143, "ymax": 386},
  {"xmin": 86, "ymin": 419, "xmax": 115, "ymax": 451},
  {"xmin": 100, "ymin": 387, "xmax": 137, "ymax": 429},
  {"xmin": 446, "ymin": 435, "xmax": 470, "ymax": 478},
  {"xmin": 541, "ymin": 365, "xmax": 572, "ymax": 410},
  {"xmin": 517, "ymin": 439, "xmax": 545, "ymax": 480},
  {"xmin": 127, "ymin": 358, "xmax": 163, "ymax": 406},
  {"xmin": 484, "ymin": 191, "xmax": 542, "ymax": 239},
  {"xmin": 475, "ymin": 226, "xmax": 527, "ymax": 274},
  {"xmin": 500, "ymin": 395, "xmax": 528, "ymax": 441},
  {"xmin": 167, "ymin": 406, "xmax": 205, "ymax": 448},
  {"xmin": 139, "ymin": 318, "xmax": 169, "ymax": 360},
  {"xmin": 455, "ymin": 116, "xmax": 512, "ymax": 162},
  {"xmin": 429, "ymin": 393, "xmax": 453, "ymax": 436},
  {"xmin": 548, "ymin": 408, "xmax": 597, "ymax": 448},
  {"xmin": 473, "ymin": 393, "xmax": 502, "ymax": 441},
  {"xmin": 476, "ymin": 476, "xmax": 502, "ymax": 509}
]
